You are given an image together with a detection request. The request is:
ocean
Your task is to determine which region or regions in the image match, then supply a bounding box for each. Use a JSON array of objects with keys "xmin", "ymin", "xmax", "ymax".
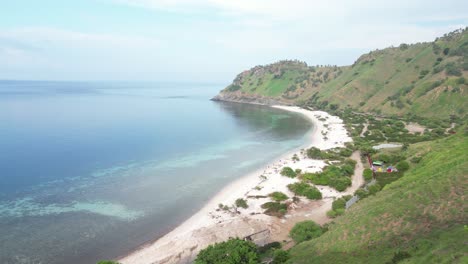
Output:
[{"xmin": 0, "ymin": 80, "xmax": 312, "ymax": 264}]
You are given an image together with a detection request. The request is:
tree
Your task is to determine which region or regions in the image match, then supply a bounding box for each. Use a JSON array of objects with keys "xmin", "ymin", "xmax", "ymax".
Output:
[
  {"xmin": 289, "ymin": 220, "xmax": 324, "ymax": 243},
  {"xmin": 195, "ymin": 238, "xmax": 259, "ymax": 264},
  {"xmin": 443, "ymin": 47, "xmax": 450, "ymax": 55}
]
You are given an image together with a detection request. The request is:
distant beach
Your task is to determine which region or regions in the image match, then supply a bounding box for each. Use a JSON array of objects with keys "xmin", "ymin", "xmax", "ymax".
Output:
[{"xmin": 120, "ymin": 105, "xmax": 359, "ymax": 264}]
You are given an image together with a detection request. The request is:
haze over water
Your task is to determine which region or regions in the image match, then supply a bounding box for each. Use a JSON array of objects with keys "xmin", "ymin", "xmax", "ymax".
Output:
[{"xmin": 0, "ymin": 81, "xmax": 312, "ymax": 264}]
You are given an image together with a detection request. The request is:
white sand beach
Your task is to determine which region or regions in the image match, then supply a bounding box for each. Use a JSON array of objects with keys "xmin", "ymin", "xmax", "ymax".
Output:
[{"xmin": 119, "ymin": 106, "xmax": 357, "ymax": 264}]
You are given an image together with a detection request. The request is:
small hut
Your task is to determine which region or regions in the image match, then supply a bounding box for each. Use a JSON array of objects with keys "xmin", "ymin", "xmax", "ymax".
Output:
[{"xmin": 372, "ymin": 161, "xmax": 384, "ymax": 166}]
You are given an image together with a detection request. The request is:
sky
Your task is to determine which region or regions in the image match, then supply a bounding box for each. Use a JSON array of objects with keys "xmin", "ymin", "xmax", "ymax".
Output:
[{"xmin": 0, "ymin": 0, "xmax": 467, "ymax": 82}]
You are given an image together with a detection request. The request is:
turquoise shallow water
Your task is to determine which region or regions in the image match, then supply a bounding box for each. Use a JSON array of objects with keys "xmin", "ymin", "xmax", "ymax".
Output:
[{"xmin": 0, "ymin": 81, "xmax": 312, "ymax": 263}]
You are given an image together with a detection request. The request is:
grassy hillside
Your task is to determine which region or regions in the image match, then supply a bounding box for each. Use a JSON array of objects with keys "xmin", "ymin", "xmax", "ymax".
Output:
[
  {"xmin": 216, "ymin": 28, "xmax": 468, "ymax": 120},
  {"xmin": 317, "ymin": 29, "xmax": 467, "ymax": 119},
  {"xmin": 223, "ymin": 60, "xmax": 344, "ymax": 100},
  {"xmin": 288, "ymin": 132, "xmax": 467, "ymax": 263}
]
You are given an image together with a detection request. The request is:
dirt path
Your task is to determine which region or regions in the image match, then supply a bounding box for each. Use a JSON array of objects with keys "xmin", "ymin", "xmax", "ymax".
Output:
[
  {"xmin": 269, "ymin": 150, "xmax": 365, "ymax": 247},
  {"xmin": 360, "ymin": 123, "xmax": 369, "ymax": 137},
  {"xmin": 345, "ymin": 151, "xmax": 365, "ymax": 195}
]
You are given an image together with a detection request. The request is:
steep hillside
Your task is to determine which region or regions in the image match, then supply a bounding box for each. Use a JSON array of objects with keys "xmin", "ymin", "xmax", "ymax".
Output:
[
  {"xmin": 288, "ymin": 132, "xmax": 467, "ymax": 263},
  {"xmin": 317, "ymin": 29, "xmax": 467, "ymax": 119},
  {"xmin": 213, "ymin": 60, "xmax": 345, "ymax": 105},
  {"xmin": 214, "ymin": 28, "xmax": 468, "ymax": 119}
]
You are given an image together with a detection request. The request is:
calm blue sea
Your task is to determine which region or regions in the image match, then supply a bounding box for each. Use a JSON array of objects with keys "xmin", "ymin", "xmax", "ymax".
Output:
[{"xmin": 0, "ymin": 80, "xmax": 312, "ymax": 264}]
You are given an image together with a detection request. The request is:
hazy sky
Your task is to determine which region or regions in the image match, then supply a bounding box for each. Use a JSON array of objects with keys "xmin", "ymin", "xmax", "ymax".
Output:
[{"xmin": 1, "ymin": 0, "xmax": 467, "ymax": 82}]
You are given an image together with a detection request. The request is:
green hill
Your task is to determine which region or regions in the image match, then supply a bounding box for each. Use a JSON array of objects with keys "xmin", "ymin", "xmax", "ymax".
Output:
[
  {"xmin": 213, "ymin": 28, "xmax": 468, "ymax": 120},
  {"xmin": 288, "ymin": 131, "xmax": 467, "ymax": 263},
  {"xmin": 210, "ymin": 28, "xmax": 468, "ymax": 264}
]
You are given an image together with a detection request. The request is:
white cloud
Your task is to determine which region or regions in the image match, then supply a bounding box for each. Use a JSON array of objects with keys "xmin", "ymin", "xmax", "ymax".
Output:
[
  {"xmin": 0, "ymin": 27, "xmax": 166, "ymax": 80},
  {"xmin": 1, "ymin": 1, "xmax": 467, "ymax": 80}
]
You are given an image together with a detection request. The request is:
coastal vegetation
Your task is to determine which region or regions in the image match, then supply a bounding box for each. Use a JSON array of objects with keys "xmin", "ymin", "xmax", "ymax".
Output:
[
  {"xmin": 195, "ymin": 28, "xmax": 467, "ymax": 264},
  {"xmin": 194, "ymin": 238, "xmax": 259, "ymax": 264},
  {"xmin": 287, "ymin": 182, "xmax": 322, "ymax": 200},
  {"xmin": 235, "ymin": 198, "xmax": 249, "ymax": 209},
  {"xmin": 289, "ymin": 220, "xmax": 325, "ymax": 243},
  {"xmin": 326, "ymin": 196, "xmax": 349, "ymax": 218},
  {"xmin": 261, "ymin": 202, "xmax": 288, "ymax": 217},
  {"xmin": 288, "ymin": 132, "xmax": 467, "ymax": 263},
  {"xmin": 269, "ymin": 192, "xmax": 289, "ymax": 202},
  {"xmin": 280, "ymin": 167, "xmax": 297, "ymax": 178},
  {"xmin": 215, "ymin": 28, "xmax": 467, "ymax": 121}
]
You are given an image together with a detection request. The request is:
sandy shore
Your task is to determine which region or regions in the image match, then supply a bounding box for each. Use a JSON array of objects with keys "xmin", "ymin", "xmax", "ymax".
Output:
[{"xmin": 119, "ymin": 106, "xmax": 354, "ymax": 264}]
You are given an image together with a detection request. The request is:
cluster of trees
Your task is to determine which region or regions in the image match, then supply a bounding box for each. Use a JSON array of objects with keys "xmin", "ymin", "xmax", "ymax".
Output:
[
  {"xmin": 194, "ymin": 220, "xmax": 327, "ymax": 263},
  {"xmin": 306, "ymin": 146, "xmax": 353, "ymax": 160},
  {"xmin": 269, "ymin": 192, "xmax": 289, "ymax": 202},
  {"xmin": 261, "ymin": 202, "xmax": 288, "ymax": 217},
  {"xmin": 280, "ymin": 167, "xmax": 297, "ymax": 178},
  {"xmin": 195, "ymin": 238, "xmax": 259, "ymax": 264},
  {"xmin": 302, "ymin": 159, "xmax": 355, "ymax": 192},
  {"xmin": 287, "ymin": 182, "xmax": 322, "ymax": 200}
]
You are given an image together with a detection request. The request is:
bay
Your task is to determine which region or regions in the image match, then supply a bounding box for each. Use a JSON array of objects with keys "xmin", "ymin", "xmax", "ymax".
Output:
[{"xmin": 0, "ymin": 81, "xmax": 312, "ymax": 264}]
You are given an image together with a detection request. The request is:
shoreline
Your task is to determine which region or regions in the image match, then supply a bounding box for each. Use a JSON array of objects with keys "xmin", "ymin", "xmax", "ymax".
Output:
[{"xmin": 119, "ymin": 105, "xmax": 353, "ymax": 264}]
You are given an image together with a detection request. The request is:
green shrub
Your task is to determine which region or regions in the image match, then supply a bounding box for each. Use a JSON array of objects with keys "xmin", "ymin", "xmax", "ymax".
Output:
[
  {"xmin": 97, "ymin": 261, "xmax": 120, "ymax": 264},
  {"xmin": 326, "ymin": 210, "xmax": 337, "ymax": 218},
  {"xmin": 396, "ymin": 160, "xmax": 410, "ymax": 172},
  {"xmin": 195, "ymin": 238, "xmax": 259, "ymax": 264},
  {"xmin": 226, "ymin": 84, "xmax": 242, "ymax": 92},
  {"xmin": 336, "ymin": 208, "xmax": 345, "ymax": 215},
  {"xmin": 339, "ymin": 148, "xmax": 353, "ymax": 157},
  {"xmin": 280, "ymin": 167, "xmax": 297, "ymax": 178},
  {"xmin": 303, "ymin": 172, "xmax": 329, "ymax": 185},
  {"xmin": 445, "ymin": 63, "xmax": 462, "ymax": 76},
  {"xmin": 341, "ymin": 164, "xmax": 354, "ymax": 176},
  {"xmin": 354, "ymin": 188, "xmax": 369, "ymax": 199},
  {"xmin": 443, "ymin": 47, "xmax": 450, "ymax": 55},
  {"xmin": 344, "ymin": 158, "xmax": 357, "ymax": 168},
  {"xmin": 269, "ymin": 192, "xmax": 289, "ymax": 202},
  {"xmin": 332, "ymin": 198, "xmax": 346, "ymax": 211},
  {"xmin": 390, "ymin": 251, "xmax": 411, "ymax": 263},
  {"xmin": 261, "ymin": 202, "xmax": 288, "ymax": 217},
  {"xmin": 378, "ymin": 154, "xmax": 390, "ymax": 163},
  {"xmin": 272, "ymin": 249, "xmax": 290, "ymax": 264},
  {"xmin": 258, "ymin": 242, "xmax": 281, "ymax": 254},
  {"xmin": 235, "ymin": 198, "xmax": 248, "ymax": 209},
  {"xmin": 290, "ymin": 220, "xmax": 324, "ymax": 243},
  {"xmin": 302, "ymin": 187, "xmax": 322, "ymax": 199},
  {"xmin": 368, "ymin": 183, "xmax": 382, "ymax": 195},
  {"xmin": 329, "ymin": 176, "xmax": 352, "ymax": 192},
  {"xmin": 288, "ymin": 182, "xmax": 322, "ymax": 200},
  {"xmin": 306, "ymin": 147, "xmax": 323, "ymax": 159},
  {"xmin": 363, "ymin": 168, "xmax": 373, "ymax": 181},
  {"xmin": 303, "ymin": 165, "xmax": 352, "ymax": 192}
]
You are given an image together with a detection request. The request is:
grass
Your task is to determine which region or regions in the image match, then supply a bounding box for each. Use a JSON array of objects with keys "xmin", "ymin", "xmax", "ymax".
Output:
[
  {"xmin": 287, "ymin": 132, "xmax": 467, "ymax": 263},
  {"xmin": 219, "ymin": 29, "xmax": 467, "ymax": 120}
]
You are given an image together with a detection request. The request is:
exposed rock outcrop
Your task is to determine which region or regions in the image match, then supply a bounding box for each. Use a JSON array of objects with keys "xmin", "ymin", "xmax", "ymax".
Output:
[{"xmin": 211, "ymin": 90, "xmax": 290, "ymax": 106}]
